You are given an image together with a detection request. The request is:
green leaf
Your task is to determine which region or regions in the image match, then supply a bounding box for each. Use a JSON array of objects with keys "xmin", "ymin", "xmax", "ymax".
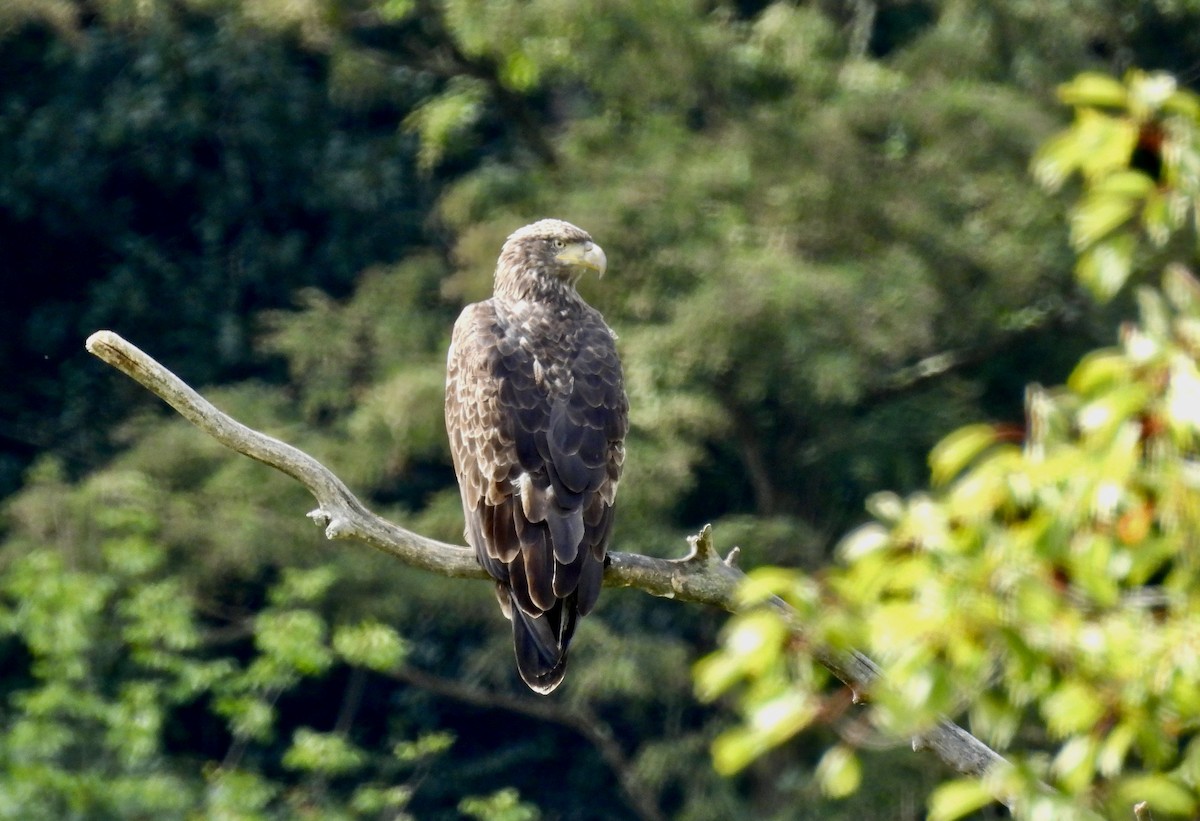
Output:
[
  {"xmin": 378, "ymin": 0, "xmax": 414, "ymax": 22},
  {"xmin": 1075, "ymin": 234, "xmax": 1135, "ymax": 301},
  {"xmin": 332, "ymin": 622, "xmax": 408, "ymax": 672},
  {"xmin": 736, "ymin": 567, "xmax": 815, "ymax": 608},
  {"xmin": 393, "ymin": 731, "xmax": 454, "ymax": 763},
  {"xmin": 711, "ymin": 726, "xmax": 765, "ymax": 776},
  {"xmin": 1067, "ymin": 350, "xmax": 1129, "ymax": 395},
  {"xmin": 1032, "ymin": 131, "xmax": 1084, "ymax": 191},
  {"xmin": 968, "ymin": 694, "xmax": 1021, "ymax": 749},
  {"xmin": 1163, "ymin": 86, "xmax": 1200, "ymax": 119},
  {"xmin": 720, "ymin": 610, "xmax": 788, "ymax": 667},
  {"xmin": 267, "ymin": 566, "xmax": 337, "ymax": 607},
  {"xmin": 1163, "ymin": 263, "xmax": 1200, "ymax": 312},
  {"xmin": 1141, "ymin": 189, "xmax": 1179, "ymax": 247},
  {"xmin": 1127, "ymin": 71, "xmax": 1178, "ymax": 118},
  {"xmin": 254, "ymin": 609, "xmax": 333, "ymax": 676},
  {"xmin": 459, "ymin": 788, "xmax": 541, "ymax": 821},
  {"xmin": 836, "ymin": 522, "xmax": 891, "ymax": 561},
  {"xmin": 1071, "ymin": 193, "xmax": 1139, "ymax": 250},
  {"xmin": 711, "ymin": 692, "xmax": 819, "ymax": 774},
  {"xmin": 501, "ymin": 50, "xmax": 540, "ymax": 92},
  {"xmin": 693, "ymin": 653, "xmax": 744, "ymax": 701},
  {"xmin": 203, "ymin": 769, "xmax": 279, "ymax": 816},
  {"xmin": 214, "ymin": 696, "xmax": 275, "ymax": 742},
  {"xmin": 929, "ymin": 424, "xmax": 999, "ymax": 486},
  {"xmin": 928, "ymin": 779, "xmax": 996, "ymax": 821},
  {"xmin": 282, "ymin": 729, "xmax": 366, "ymax": 776},
  {"xmin": 1092, "ymin": 169, "xmax": 1156, "ymax": 198},
  {"xmin": 1073, "ymin": 109, "xmax": 1139, "ymax": 181},
  {"xmin": 352, "ymin": 785, "xmax": 413, "ymax": 814},
  {"xmin": 1076, "ymin": 384, "xmax": 1151, "ymax": 439},
  {"xmin": 1057, "ymin": 73, "xmax": 1129, "ymax": 109},
  {"xmin": 815, "ymin": 744, "xmax": 861, "ymax": 798},
  {"xmin": 865, "ymin": 490, "xmax": 905, "ymax": 523},
  {"xmin": 402, "ymin": 77, "xmax": 487, "ymax": 172},
  {"xmin": 1043, "ymin": 681, "xmax": 1106, "ymax": 739},
  {"xmin": 1052, "ymin": 734, "xmax": 1099, "ymax": 794},
  {"xmin": 1097, "ymin": 722, "xmax": 1137, "ymax": 777}
]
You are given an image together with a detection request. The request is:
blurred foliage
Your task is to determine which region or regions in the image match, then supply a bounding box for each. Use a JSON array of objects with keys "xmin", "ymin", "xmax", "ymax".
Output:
[
  {"xmin": 0, "ymin": 461, "xmax": 447, "ymax": 820},
  {"xmin": 1034, "ymin": 70, "xmax": 1200, "ymax": 299},
  {"xmin": 0, "ymin": 0, "xmax": 439, "ymax": 496},
  {"xmin": 699, "ymin": 70, "xmax": 1200, "ymax": 819},
  {"xmin": 6, "ymin": 0, "xmax": 1200, "ymax": 818}
]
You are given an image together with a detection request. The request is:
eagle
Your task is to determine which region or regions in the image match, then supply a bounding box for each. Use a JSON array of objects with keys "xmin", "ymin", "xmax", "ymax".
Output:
[{"xmin": 444, "ymin": 219, "xmax": 629, "ymax": 694}]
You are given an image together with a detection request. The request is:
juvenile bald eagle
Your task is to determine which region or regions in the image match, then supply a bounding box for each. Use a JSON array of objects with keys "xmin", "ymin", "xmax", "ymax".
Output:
[{"xmin": 445, "ymin": 219, "xmax": 629, "ymax": 694}]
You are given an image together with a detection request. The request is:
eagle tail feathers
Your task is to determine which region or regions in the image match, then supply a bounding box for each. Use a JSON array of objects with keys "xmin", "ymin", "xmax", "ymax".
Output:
[{"xmin": 510, "ymin": 597, "xmax": 576, "ymax": 694}]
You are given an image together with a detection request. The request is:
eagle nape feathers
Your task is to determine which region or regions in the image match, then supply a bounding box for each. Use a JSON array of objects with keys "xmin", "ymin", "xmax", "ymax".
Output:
[{"xmin": 444, "ymin": 219, "xmax": 629, "ymax": 694}]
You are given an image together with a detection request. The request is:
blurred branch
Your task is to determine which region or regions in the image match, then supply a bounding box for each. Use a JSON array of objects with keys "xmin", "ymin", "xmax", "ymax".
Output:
[
  {"xmin": 391, "ymin": 664, "xmax": 664, "ymax": 821},
  {"xmin": 871, "ymin": 296, "xmax": 1082, "ymax": 400},
  {"xmin": 847, "ymin": 0, "xmax": 877, "ymax": 60},
  {"xmin": 87, "ymin": 330, "xmax": 1013, "ymax": 800}
]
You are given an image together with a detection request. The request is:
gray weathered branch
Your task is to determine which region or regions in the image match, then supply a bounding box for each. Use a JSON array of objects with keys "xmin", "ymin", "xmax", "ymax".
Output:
[{"xmin": 86, "ymin": 330, "xmax": 1019, "ymax": 803}]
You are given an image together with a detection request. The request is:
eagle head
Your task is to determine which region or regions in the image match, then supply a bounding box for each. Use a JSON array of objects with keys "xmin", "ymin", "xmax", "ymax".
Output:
[{"xmin": 495, "ymin": 219, "xmax": 607, "ymax": 299}]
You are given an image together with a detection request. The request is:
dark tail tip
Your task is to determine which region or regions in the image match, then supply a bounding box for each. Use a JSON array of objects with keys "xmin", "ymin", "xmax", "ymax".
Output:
[{"xmin": 510, "ymin": 602, "xmax": 574, "ymax": 694}]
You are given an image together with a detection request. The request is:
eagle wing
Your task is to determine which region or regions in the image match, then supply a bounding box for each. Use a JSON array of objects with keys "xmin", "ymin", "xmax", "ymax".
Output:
[{"xmin": 445, "ymin": 299, "xmax": 628, "ymax": 693}]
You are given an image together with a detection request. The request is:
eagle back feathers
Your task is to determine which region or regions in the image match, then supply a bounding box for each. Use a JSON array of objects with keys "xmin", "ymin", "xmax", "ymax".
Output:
[{"xmin": 445, "ymin": 220, "xmax": 628, "ymax": 693}]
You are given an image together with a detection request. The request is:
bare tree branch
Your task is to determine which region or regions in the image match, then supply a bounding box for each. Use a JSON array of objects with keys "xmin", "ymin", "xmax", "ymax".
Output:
[{"xmin": 85, "ymin": 329, "xmax": 1031, "ymax": 807}]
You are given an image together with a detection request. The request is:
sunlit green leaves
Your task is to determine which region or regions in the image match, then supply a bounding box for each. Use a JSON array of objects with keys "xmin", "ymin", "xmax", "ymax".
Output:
[
  {"xmin": 928, "ymin": 778, "xmax": 996, "ymax": 821},
  {"xmin": 698, "ymin": 259, "xmax": 1200, "ymax": 816},
  {"xmin": 694, "ymin": 610, "xmax": 789, "ymax": 703},
  {"xmin": 254, "ymin": 609, "xmax": 334, "ymax": 677},
  {"xmin": 0, "ymin": 486, "xmax": 445, "ymax": 818},
  {"xmin": 1043, "ymin": 681, "xmax": 1106, "ymax": 740},
  {"xmin": 283, "ymin": 728, "xmax": 367, "ymax": 775},
  {"xmin": 203, "ymin": 769, "xmax": 280, "ymax": 819},
  {"xmin": 1056, "ymin": 73, "xmax": 1130, "ymax": 110},
  {"xmin": 710, "ymin": 692, "xmax": 821, "ymax": 775},
  {"xmin": 815, "ymin": 744, "xmax": 862, "ymax": 798},
  {"xmin": 459, "ymin": 788, "xmax": 542, "ymax": 821},
  {"xmin": 332, "ymin": 621, "xmax": 408, "ymax": 672},
  {"xmin": 1034, "ymin": 70, "xmax": 1200, "ymax": 300},
  {"xmin": 403, "ymin": 77, "xmax": 487, "ymax": 173},
  {"xmin": 393, "ymin": 731, "xmax": 455, "ymax": 763},
  {"xmin": 269, "ymin": 566, "xmax": 338, "ymax": 606},
  {"xmin": 215, "ymin": 695, "xmax": 277, "ymax": 743},
  {"xmin": 929, "ymin": 423, "xmax": 1000, "ymax": 486},
  {"xmin": 1076, "ymin": 234, "xmax": 1137, "ymax": 301}
]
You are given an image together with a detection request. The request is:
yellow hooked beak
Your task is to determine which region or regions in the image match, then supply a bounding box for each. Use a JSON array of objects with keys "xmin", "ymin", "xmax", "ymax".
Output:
[{"xmin": 556, "ymin": 240, "xmax": 608, "ymax": 277}]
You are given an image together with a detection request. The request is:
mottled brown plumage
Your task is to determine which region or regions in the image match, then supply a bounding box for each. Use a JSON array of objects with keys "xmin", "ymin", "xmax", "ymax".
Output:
[{"xmin": 445, "ymin": 219, "xmax": 628, "ymax": 693}]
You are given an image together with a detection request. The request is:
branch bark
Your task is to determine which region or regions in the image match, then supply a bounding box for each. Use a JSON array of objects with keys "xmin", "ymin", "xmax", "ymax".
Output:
[{"xmin": 86, "ymin": 330, "xmax": 1018, "ymax": 801}]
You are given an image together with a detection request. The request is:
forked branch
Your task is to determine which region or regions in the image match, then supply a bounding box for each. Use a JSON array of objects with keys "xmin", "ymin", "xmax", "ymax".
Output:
[{"xmin": 86, "ymin": 330, "xmax": 1015, "ymax": 799}]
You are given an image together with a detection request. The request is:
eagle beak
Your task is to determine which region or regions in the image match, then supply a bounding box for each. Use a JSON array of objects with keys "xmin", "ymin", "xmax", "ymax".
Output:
[{"xmin": 557, "ymin": 241, "xmax": 608, "ymax": 278}]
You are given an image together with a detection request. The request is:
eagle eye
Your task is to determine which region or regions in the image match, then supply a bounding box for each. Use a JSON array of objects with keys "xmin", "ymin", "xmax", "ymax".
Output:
[{"xmin": 551, "ymin": 238, "xmax": 566, "ymax": 249}]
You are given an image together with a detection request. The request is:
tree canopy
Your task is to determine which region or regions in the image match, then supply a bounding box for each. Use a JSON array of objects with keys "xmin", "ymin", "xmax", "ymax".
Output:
[{"xmin": 5, "ymin": 0, "xmax": 1200, "ymax": 818}]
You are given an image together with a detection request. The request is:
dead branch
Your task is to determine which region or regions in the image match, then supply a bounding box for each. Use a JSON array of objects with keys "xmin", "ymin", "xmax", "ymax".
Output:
[{"xmin": 86, "ymin": 330, "xmax": 1022, "ymax": 805}]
